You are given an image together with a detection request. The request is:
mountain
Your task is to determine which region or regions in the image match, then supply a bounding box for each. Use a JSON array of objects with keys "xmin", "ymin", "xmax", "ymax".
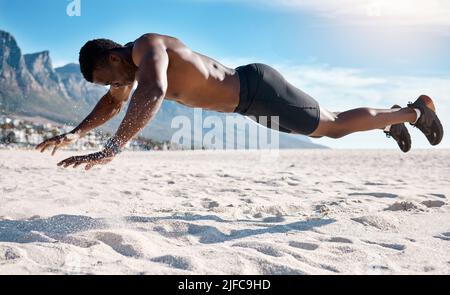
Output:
[
  {"xmin": 0, "ymin": 31, "xmax": 86, "ymax": 123},
  {"xmin": 0, "ymin": 30, "xmax": 35, "ymax": 110},
  {"xmin": 0, "ymin": 29, "xmax": 327, "ymax": 149},
  {"xmin": 55, "ymin": 63, "xmax": 105, "ymax": 107}
]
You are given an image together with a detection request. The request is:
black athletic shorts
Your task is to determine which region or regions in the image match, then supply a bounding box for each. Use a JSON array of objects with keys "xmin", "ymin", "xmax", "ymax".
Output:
[{"xmin": 234, "ymin": 63, "xmax": 320, "ymax": 135}]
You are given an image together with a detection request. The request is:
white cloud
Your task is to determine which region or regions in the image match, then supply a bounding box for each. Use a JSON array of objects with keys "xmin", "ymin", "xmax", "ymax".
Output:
[
  {"xmin": 222, "ymin": 56, "xmax": 450, "ymax": 149},
  {"xmin": 279, "ymin": 64, "xmax": 450, "ymax": 149},
  {"xmin": 200, "ymin": 0, "xmax": 450, "ymax": 28}
]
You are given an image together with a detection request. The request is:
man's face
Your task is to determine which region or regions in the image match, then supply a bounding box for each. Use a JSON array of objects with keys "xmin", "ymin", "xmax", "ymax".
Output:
[{"xmin": 92, "ymin": 53, "xmax": 136, "ymax": 87}]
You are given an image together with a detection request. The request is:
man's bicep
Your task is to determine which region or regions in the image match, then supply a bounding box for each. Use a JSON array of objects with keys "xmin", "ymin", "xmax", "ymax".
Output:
[
  {"xmin": 139, "ymin": 49, "xmax": 169, "ymax": 91},
  {"xmin": 134, "ymin": 38, "xmax": 169, "ymax": 92}
]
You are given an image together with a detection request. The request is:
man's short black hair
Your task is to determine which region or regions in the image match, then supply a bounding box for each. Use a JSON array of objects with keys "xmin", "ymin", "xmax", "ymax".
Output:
[{"xmin": 79, "ymin": 39, "xmax": 123, "ymax": 82}]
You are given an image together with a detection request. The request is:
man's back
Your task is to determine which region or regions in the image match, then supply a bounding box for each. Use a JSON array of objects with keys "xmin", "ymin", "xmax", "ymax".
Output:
[{"xmin": 132, "ymin": 33, "xmax": 240, "ymax": 112}]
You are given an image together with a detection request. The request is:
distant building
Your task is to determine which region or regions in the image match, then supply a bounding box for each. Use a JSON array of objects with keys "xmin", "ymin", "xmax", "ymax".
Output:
[
  {"xmin": 12, "ymin": 119, "xmax": 21, "ymax": 127},
  {"xmin": 0, "ymin": 115, "xmax": 165, "ymax": 152}
]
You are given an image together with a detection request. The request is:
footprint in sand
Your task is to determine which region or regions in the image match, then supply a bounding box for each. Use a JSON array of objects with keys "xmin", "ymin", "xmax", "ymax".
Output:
[
  {"xmin": 251, "ymin": 257, "xmax": 305, "ymax": 275},
  {"xmin": 61, "ymin": 236, "xmax": 99, "ymax": 248},
  {"xmin": 261, "ymin": 216, "xmax": 285, "ymax": 223},
  {"xmin": 2, "ymin": 185, "xmax": 18, "ymax": 193},
  {"xmin": 219, "ymin": 188, "xmax": 241, "ymax": 193},
  {"xmin": 327, "ymin": 237, "xmax": 353, "ymax": 244},
  {"xmin": 201, "ymin": 199, "xmax": 220, "ymax": 209},
  {"xmin": 181, "ymin": 202, "xmax": 195, "ymax": 208},
  {"xmin": 351, "ymin": 215, "xmax": 398, "ymax": 231},
  {"xmin": 315, "ymin": 204, "xmax": 331, "ymax": 215},
  {"xmin": 53, "ymin": 180, "xmax": 66, "ymax": 186},
  {"xmin": 349, "ymin": 192, "xmax": 398, "ymax": 198},
  {"xmin": 421, "ymin": 200, "xmax": 446, "ymax": 208},
  {"xmin": 241, "ymin": 198, "xmax": 254, "ymax": 204},
  {"xmin": 434, "ymin": 232, "xmax": 450, "ymax": 241},
  {"xmin": 384, "ymin": 201, "xmax": 424, "ymax": 212},
  {"xmin": 334, "ymin": 245, "xmax": 356, "ymax": 254},
  {"xmin": 288, "ymin": 241, "xmax": 319, "ymax": 251},
  {"xmin": 151, "ymin": 255, "xmax": 193, "ymax": 270},
  {"xmin": 232, "ymin": 242, "xmax": 284, "ymax": 257},
  {"xmin": 331, "ymin": 180, "xmax": 349, "ymax": 184},
  {"xmin": 429, "ymin": 193, "xmax": 446, "ymax": 199},
  {"xmin": 95, "ymin": 232, "xmax": 140, "ymax": 258},
  {"xmin": 363, "ymin": 240, "xmax": 406, "ymax": 251},
  {"xmin": 364, "ymin": 181, "xmax": 386, "ymax": 186},
  {"xmin": 1, "ymin": 248, "xmax": 21, "ymax": 260},
  {"xmin": 348, "ymin": 187, "xmax": 366, "ymax": 191}
]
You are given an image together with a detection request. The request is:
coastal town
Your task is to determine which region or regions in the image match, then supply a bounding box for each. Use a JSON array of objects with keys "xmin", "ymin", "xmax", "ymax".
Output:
[{"xmin": 0, "ymin": 115, "xmax": 176, "ymax": 152}]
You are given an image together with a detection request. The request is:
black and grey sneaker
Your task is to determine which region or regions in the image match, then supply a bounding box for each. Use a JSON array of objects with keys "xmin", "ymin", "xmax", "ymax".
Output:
[
  {"xmin": 384, "ymin": 104, "xmax": 412, "ymax": 153},
  {"xmin": 407, "ymin": 95, "xmax": 443, "ymax": 146}
]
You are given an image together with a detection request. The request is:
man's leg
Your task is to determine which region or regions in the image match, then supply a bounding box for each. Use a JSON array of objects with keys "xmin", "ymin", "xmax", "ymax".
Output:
[{"xmin": 308, "ymin": 107, "xmax": 417, "ymax": 139}]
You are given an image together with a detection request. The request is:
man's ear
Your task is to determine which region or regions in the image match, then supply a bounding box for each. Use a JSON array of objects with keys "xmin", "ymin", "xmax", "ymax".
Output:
[{"xmin": 109, "ymin": 53, "xmax": 121, "ymax": 64}]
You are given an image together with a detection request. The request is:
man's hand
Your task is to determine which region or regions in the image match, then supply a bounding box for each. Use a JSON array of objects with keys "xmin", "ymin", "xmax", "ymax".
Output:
[
  {"xmin": 57, "ymin": 149, "xmax": 115, "ymax": 170},
  {"xmin": 35, "ymin": 132, "xmax": 80, "ymax": 156}
]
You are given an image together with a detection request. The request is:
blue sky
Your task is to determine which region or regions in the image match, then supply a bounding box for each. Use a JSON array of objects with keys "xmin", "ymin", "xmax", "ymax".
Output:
[{"xmin": 1, "ymin": 0, "xmax": 449, "ymax": 149}]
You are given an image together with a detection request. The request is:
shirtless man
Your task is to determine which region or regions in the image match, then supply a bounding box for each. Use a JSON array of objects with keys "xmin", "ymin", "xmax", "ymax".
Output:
[{"xmin": 35, "ymin": 33, "xmax": 443, "ymax": 170}]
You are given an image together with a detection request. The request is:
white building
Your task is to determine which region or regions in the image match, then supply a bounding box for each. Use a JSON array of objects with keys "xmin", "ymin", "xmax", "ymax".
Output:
[{"xmin": 12, "ymin": 119, "xmax": 21, "ymax": 127}]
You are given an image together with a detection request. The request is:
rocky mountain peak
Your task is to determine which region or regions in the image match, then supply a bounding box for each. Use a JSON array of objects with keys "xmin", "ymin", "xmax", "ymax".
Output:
[
  {"xmin": 0, "ymin": 30, "xmax": 25, "ymax": 73},
  {"xmin": 24, "ymin": 50, "xmax": 59, "ymax": 86}
]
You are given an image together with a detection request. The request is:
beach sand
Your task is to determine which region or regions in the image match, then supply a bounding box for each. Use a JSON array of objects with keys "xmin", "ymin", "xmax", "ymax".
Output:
[{"xmin": 0, "ymin": 149, "xmax": 449, "ymax": 274}]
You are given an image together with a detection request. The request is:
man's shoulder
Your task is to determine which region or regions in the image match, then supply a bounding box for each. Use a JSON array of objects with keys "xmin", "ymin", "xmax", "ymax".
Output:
[
  {"xmin": 136, "ymin": 33, "xmax": 167, "ymax": 42},
  {"xmin": 135, "ymin": 33, "xmax": 183, "ymax": 46}
]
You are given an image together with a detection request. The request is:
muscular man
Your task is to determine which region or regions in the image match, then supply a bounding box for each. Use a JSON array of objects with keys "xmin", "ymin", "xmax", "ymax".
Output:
[{"xmin": 35, "ymin": 33, "xmax": 443, "ymax": 170}]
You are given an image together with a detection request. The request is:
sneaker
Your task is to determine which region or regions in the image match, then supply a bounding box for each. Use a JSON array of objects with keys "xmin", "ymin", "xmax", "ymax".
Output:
[
  {"xmin": 384, "ymin": 105, "xmax": 412, "ymax": 153},
  {"xmin": 407, "ymin": 95, "xmax": 443, "ymax": 146}
]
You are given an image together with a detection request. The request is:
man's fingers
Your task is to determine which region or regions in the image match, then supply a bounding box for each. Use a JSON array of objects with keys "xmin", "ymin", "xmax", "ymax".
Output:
[
  {"xmin": 39, "ymin": 142, "xmax": 50, "ymax": 153},
  {"xmin": 51, "ymin": 145, "xmax": 58, "ymax": 156},
  {"xmin": 57, "ymin": 156, "xmax": 75, "ymax": 167},
  {"xmin": 41, "ymin": 141, "xmax": 59, "ymax": 153},
  {"xmin": 64, "ymin": 159, "xmax": 76, "ymax": 168},
  {"xmin": 36, "ymin": 140, "xmax": 48, "ymax": 150},
  {"xmin": 37, "ymin": 136, "xmax": 64, "ymax": 153},
  {"xmin": 57, "ymin": 157, "xmax": 67, "ymax": 166},
  {"xmin": 57, "ymin": 153, "xmax": 110, "ymax": 170},
  {"xmin": 58, "ymin": 156, "xmax": 89, "ymax": 168},
  {"xmin": 85, "ymin": 161, "xmax": 99, "ymax": 170}
]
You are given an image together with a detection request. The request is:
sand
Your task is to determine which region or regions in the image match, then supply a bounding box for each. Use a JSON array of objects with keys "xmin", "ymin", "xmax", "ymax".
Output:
[{"xmin": 0, "ymin": 149, "xmax": 449, "ymax": 274}]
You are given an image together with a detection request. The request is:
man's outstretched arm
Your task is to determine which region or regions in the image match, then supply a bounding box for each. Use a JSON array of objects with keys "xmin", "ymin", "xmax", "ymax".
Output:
[
  {"xmin": 70, "ymin": 85, "xmax": 132, "ymax": 137},
  {"xmin": 35, "ymin": 86, "xmax": 132, "ymax": 156},
  {"xmin": 108, "ymin": 36, "xmax": 169, "ymax": 149},
  {"xmin": 35, "ymin": 85, "xmax": 132, "ymax": 155}
]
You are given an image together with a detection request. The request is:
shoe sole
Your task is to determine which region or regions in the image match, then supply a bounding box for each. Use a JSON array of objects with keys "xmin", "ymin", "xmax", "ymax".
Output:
[
  {"xmin": 416, "ymin": 95, "xmax": 443, "ymax": 145},
  {"xmin": 390, "ymin": 104, "xmax": 412, "ymax": 153}
]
